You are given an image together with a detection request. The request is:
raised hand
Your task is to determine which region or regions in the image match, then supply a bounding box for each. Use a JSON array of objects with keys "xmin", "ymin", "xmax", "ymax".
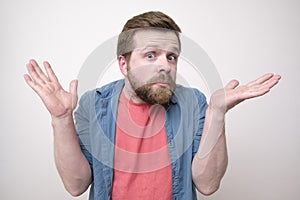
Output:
[
  {"xmin": 24, "ymin": 59, "xmax": 78, "ymax": 119},
  {"xmin": 209, "ymin": 73, "xmax": 281, "ymax": 114}
]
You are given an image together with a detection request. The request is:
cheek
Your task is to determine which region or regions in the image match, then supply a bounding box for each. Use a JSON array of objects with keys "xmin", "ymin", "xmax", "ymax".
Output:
[
  {"xmin": 170, "ymin": 68, "xmax": 177, "ymax": 79},
  {"xmin": 128, "ymin": 67, "xmax": 152, "ymax": 85},
  {"xmin": 128, "ymin": 53, "xmax": 146, "ymax": 68},
  {"xmin": 129, "ymin": 64, "xmax": 158, "ymax": 80}
]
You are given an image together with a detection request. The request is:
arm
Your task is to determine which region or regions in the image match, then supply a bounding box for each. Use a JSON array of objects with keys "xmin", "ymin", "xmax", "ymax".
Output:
[
  {"xmin": 24, "ymin": 59, "xmax": 91, "ymax": 196},
  {"xmin": 192, "ymin": 73, "xmax": 281, "ymax": 195}
]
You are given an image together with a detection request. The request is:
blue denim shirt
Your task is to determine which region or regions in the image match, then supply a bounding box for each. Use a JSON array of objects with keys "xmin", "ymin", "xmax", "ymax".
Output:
[{"xmin": 74, "ymin": 79, "xmax": 207, "ymax": 200}]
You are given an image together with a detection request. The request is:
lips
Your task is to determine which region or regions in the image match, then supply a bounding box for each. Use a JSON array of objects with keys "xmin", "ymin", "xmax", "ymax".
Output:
[
  {"xmin": 146, "ymin": 74, "xmax": 175, "ymax": 91},
  {"xmin": 153, "ymin": 82, "xmax": 169, "ymax": 88}
]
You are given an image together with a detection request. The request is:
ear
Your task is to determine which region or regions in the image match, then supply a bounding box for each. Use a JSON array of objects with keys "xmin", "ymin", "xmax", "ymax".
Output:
[{"xmin": 118, "ymin": 55, "xmax": 128, "ymax": 76}]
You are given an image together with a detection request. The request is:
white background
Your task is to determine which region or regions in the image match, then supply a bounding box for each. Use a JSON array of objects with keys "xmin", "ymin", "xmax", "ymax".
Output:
[{"xmin": 1, "ymin": 0, "xmax": 299, "ymax": 199}]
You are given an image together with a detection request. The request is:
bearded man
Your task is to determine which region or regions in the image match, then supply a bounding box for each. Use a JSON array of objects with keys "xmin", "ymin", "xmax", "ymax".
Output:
[{"xmin": 24, "ymin": 11, "xmax": 281, "ymax": 200}]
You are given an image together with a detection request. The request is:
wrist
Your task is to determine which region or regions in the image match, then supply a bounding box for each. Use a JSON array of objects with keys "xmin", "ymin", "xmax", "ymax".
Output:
[
  {"xmin": 206, "ymin": 105, "xmax": 226, "ymax": 121},
  {"xmin": 51, "ymin": 113, "xmax": 74, "ymax": 126}
]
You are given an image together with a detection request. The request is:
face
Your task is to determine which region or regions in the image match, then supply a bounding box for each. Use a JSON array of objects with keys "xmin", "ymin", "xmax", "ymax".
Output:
[{"xmin": 123, "ymin": 28, "xmax": 180, "ymax": 105}]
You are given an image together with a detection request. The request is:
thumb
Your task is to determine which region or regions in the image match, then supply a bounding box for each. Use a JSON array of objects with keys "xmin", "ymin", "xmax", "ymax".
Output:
[
  {"xmin": 69, "ymin": 79, "xmax": 78, "ymax": 109},
  {"xmin": 225, "ymin": 79, "xmax": 239, "ymax": 90}
]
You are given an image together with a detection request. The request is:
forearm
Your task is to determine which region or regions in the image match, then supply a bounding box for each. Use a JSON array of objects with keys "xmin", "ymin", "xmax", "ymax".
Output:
[
  {"xmin": 52, "ymin": 114, "xmax": 92, "ymax": 196},
  {"xmin": 192, "ymin": 106, "xmax": 228, "ymax": 195},
  {"xmin": 192, "ymin": 73, "xmax": 281, "ymax": 195}
]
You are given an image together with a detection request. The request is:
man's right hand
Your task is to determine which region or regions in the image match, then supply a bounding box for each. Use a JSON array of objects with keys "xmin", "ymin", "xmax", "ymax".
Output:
[
  {"xmin": 24, "ymin": 59, "xmax": 78, "ymax": 119},
  {"xmin": 24, "ymin": 59, "xmax": 91, "ymax": 196}
]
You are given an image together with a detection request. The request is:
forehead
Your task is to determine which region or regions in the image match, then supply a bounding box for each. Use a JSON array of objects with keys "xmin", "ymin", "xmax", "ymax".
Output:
[{"xmin": 132, "ymin": 29, "xmax": 180, "ymax": 54}]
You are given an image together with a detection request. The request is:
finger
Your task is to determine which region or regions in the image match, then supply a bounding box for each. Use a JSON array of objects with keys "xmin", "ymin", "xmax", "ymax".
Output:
[
  {"xmin": 247, "ymin": 73, "xmax": 274, "ymax": 86},
  {"xmin": 230, "ymin": 74, "xmax": 281, "ymax": 102},
  {"xmin": 23, "ymin": 74, "xmax": 43, "ymax": 94},
  {"xmin": 29, "ymin": 59, "xmax": 50, "ymax": 82},
  {"xmin": 26, "ymin": 62, "xmax": 47, "ymax": 86},
  {"xmin": 244, "ymin": 75, "xmax": 280, "ymax": 98},
  {"xmin": 43, "ymin": 61, "xmax": 59, "ymax": 83},
  {"xmin": 24, "ymin": 73, "xmax": 34, "ymax": 87},
  {"xmin": 261, "ymin": 74, "xmax": 281, "ymax": 90},
  {"xmin": 225, "ymin": 79, "xmax": 239, "ymax": 90},
  {"xmin": 69, "ymin": 79, "xmax": 78, "ymax": 109}
]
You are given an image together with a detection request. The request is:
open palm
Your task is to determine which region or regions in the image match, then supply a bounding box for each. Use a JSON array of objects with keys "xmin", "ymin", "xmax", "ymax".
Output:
[
  {"xmin": 24, "ymin": 59, "xmax": 78, "ymax": 118},
  {"xmin": 210, "ymin": 73, "xmax": 281, "ymax": 114}
]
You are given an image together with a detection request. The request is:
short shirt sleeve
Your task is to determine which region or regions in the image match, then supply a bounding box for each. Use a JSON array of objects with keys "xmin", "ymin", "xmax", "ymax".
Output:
[
  {"xmin": 192, "ymin": 89, "xmax": 208, "ymax": 158},
  {"xmin": 74, "ymin": 91, "xmax": 94, "ymax": 169}
]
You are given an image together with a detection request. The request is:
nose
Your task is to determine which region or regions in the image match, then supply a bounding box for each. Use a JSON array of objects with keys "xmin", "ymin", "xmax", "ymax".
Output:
[{"xmin": 156, "ymin": 56, "xmax": 171, "ymax": 73}]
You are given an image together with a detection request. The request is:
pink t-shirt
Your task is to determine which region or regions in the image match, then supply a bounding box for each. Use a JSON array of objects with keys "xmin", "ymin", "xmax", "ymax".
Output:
[{"xmin": 111, "ymin": 92, "xmax": 172, "ymax": 200}]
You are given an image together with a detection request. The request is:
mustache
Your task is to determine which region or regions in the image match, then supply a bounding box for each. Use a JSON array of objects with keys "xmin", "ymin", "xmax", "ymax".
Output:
[
  {"xmin": 127, "ymin": 64, "xmax": 175, "ymax": 84},
  {"xmin": 146, "ymin": 74, "xmax": 175, "ymax": 85}
]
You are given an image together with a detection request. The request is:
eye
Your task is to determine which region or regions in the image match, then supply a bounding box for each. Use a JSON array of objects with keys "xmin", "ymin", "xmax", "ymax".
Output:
[
  {"xmin": 146, "ymin": 53, "xmax": 154, "ymax": 59},
  {"xmin": 167, "ymin": 54, "xmax": 177, "ymax": 61}
]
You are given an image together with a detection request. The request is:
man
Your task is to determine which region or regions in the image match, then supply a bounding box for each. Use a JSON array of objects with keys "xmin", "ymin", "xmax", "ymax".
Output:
[{"xmin": 24, "ymin": 11, "xmax": 281, "ymax": 200}]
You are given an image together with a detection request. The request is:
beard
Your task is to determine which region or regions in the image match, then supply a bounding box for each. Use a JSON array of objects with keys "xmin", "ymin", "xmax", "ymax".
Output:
[
  {"xmin": 127, "ymin": 71, "xmax": 176, "ymax": 105},
  {"xmin": 134, "ymin": 84, "xmax": 173, "ymax": 105}
]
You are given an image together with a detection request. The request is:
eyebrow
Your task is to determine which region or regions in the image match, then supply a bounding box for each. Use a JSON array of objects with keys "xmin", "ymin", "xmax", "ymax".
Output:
[{"xmin": 140, "ymin": 45, "xmax": 180, "ymax": 55}]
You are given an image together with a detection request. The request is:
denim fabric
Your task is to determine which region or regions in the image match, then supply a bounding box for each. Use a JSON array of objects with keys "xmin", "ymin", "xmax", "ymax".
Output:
[{"xmin": 74, "ymin": 79, "xmax": 207, "ymax": 200}]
